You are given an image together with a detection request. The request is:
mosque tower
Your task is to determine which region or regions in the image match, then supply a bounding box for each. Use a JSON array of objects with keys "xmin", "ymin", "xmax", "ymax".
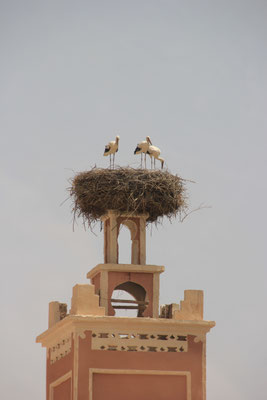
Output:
[{"xmin": 36, "ymin": 168, "xmax": 215, "ymax": 400}]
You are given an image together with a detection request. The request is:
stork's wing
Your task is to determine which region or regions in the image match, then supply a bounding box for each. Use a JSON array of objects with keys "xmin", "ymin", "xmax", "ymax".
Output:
[{"xmin": 134, "ymin": 146, "xmax": 142, "ymax": 154}]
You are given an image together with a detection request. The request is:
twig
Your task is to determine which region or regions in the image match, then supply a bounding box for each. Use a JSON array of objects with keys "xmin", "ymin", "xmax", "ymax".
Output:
[{"xmin": 180, "ymin": 203, "xmax": 212, "ymax": 222}]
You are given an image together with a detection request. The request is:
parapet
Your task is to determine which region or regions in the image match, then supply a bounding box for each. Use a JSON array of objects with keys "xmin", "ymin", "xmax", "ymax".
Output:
[
  {"xmin": 70, "ymin": 284, "xmax": 105, "ymax": 316},
  {"xmin": 48, "ymin": 284, "xmax": 105, "ymax": 328},
  {"xmin": 48, "ymin": 302, "xmax": 68, "ymax": 328},
  {"xmin": 160, "ymin": 290, "xmax": 203, "ymax": 321}
]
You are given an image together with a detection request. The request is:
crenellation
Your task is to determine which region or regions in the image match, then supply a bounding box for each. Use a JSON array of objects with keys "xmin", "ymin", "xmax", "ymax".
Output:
[
  {"xmin": 70, "ymin": 284, "xmax": 105, "ymax": 316},
  {"xmin": 160, "ymin": 290, "xmax": 203, "ymax": 321},
  {"xmin": 49, "ymin": 301, "xmax": 68, "ymax": 328}
]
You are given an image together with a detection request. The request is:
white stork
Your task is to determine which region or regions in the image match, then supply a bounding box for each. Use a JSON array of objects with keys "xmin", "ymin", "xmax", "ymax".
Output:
[
  {"xmin": 103, "ymin": 135, "xmax": 120, "ymax": 168},
  {"xmin": 134, "ymin": 136, "xmax": 152, "ymax": 168},
  {"xmin": 147, "ymin": 144, "xmax": 164, "ymax": 169}
]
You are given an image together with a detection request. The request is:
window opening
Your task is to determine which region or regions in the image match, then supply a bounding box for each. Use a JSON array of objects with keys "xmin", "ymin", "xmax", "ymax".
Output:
[
  {"xmin": 111, "ymin": 289, "xmax": 138, "ymax": 317},
  {"xmin": 111, "ymin": 281, "xmax": 148, "ymax": 317}
]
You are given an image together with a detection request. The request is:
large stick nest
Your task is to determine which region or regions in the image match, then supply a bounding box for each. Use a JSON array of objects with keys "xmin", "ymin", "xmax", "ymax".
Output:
[{"xmin": 70, "ymin": 167, "xmax": 187, "ymax": 226}]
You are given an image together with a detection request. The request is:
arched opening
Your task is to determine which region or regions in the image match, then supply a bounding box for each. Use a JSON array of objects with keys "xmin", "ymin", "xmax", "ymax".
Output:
[
  {"xmin": 111, "ymin": 289, "xmax": 138, "ymax": 317},
  {"xmin": 111, "ymin": 281, "xmax": 148, "ymax": 317},
  {"xmin": 117, "ymin": 220, "xmax": 139, "ymax": 264},
  {"xmin": 117, "ymin": 224, "xmax": 132, "ymax": 264}
]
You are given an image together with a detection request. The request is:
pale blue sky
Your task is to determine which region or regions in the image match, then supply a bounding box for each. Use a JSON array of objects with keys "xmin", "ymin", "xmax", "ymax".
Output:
[{"xmin": 1, "ymin": 1, "xmax": 267, "ymax": 399}]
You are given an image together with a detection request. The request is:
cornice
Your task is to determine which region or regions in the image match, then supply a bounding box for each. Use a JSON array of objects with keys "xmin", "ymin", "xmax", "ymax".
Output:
[
  {"xmin": 87, "ymin": 263, "xmax": 165, "ymax": 279},
  {"xmin": 36, "ymin": 314, "xmax": 215, "ymax": 347}
]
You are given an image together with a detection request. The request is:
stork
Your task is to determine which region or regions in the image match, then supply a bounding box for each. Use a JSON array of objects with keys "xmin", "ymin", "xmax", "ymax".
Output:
[
  {"xmin": 147, "ymin": 144, "xmax": 164, "ymax": 169},
  {"xmin": 134, "ymin": 136, "xmax": 152, "ymax": 168},
  {"xmin": 103, "ymin": 135, "xmax": 120, "ymax": 168}
]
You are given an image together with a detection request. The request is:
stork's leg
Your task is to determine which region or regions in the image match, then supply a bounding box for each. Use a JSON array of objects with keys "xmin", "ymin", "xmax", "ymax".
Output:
[
  {"xmin": 109, "ymin": 154, "xmax": 111, "ymax": 168},
  {"xmin": 150, "ymin": 157, "xmax": 152, "ymax": 169},
  {"xmin": 144, "ymin": 154, "xmax": 146, "ymax": 169},
  {"xmin": 113, "ymin": 153, "xmax": 115, "ymax": 169},
  {"xmin": 141, "ymin": 153, "xmax": 143, "ymax": 168}
]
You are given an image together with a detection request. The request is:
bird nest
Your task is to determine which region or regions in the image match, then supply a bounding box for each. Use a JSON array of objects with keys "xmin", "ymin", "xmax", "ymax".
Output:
[{"xmin": 70, "ymin": 167, "xmax": 187, "ymax": 226}]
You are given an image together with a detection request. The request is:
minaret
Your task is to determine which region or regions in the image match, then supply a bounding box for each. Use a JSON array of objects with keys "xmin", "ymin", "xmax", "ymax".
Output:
[{"xmin": 37, "ymin": 173, "xmax": 215, "ymax": 400}]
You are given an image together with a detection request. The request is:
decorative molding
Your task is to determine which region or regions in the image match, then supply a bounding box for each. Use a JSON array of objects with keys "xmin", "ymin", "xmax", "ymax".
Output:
[
  {"xmin": 78, "ymin": 331, "xmax": 86, "ymax": 339},
  {"xmin": 91, "ymin": 330, "xmax": 188, "ymax": 353},
  {"xmin": 89, "ymin": 368, "xmax": 191, "ymax": 400},
  {"xmin": 49, "ymin": 370, "xmax": 72, "ymax": 400},
  {"xmin": 36, "ymin": 314, "xmax": 215, "ymax": 349},
  {"xmin": 194, "ymin": 334, "xmax": 206, "ymax": 343},
  {"xmin": 50, "ymin": 335, "xmax": 72, "ymax": 364}
]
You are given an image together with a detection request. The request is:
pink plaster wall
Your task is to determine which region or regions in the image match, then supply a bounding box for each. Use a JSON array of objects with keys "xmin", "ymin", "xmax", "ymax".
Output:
[
  {"xmin": 53, "ymin": 378, "xmax": 72, "ymax": 400},
  {"xmin": 46, "ymin": 336, "xmax": 74, "ymax": 400},
  {"xmin": 78, "ymin": 331, "xmax": 203, "ymax": 400}
]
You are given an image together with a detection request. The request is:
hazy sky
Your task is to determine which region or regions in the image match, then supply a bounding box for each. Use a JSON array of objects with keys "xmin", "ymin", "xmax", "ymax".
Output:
[{"xmin": 1, "ymin": 1, "xmax": 267, "ymax": 399}]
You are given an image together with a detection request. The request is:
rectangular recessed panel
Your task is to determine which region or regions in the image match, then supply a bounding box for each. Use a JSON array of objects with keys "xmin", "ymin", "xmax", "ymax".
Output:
[
  {"xmin": 53, "ymin": 378, "xmax": 71, "ymax": 400},
  {"xmin": 92, "ymin": 372, "xmax": 187, "ymax": 400}
]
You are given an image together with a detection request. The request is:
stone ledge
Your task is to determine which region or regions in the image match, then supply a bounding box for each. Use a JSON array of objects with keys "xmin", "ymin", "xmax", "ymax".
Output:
[{"xmin": 87, "ymin": 263, "xmax": 165, "ymax": 279}]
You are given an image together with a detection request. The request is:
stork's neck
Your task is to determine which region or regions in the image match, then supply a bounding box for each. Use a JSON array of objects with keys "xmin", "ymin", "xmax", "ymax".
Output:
[{"xmin": 159, "ymin": 157, "xmax": 164, "ymax": 168}]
